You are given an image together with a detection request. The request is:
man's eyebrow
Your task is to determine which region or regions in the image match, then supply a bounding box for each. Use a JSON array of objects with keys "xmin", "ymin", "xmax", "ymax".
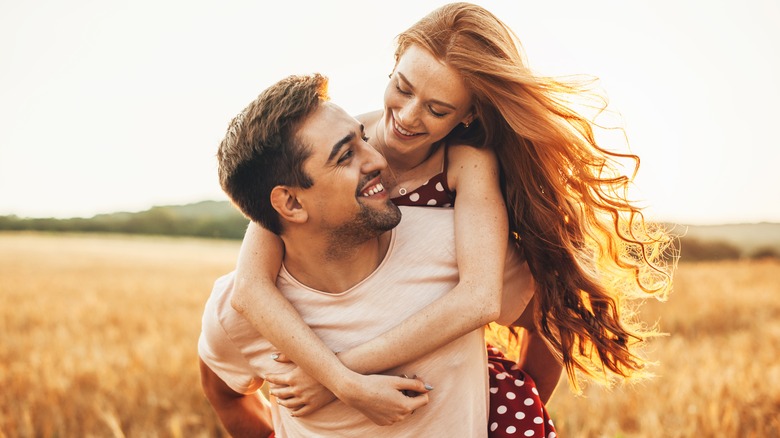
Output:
[
  {"xmin": 397, "ymin": 72, "xmax": 457, "ymax": 111},
  {"xmin": 327, "ymin": 131, "xmax": 356, "ymax": 163}
]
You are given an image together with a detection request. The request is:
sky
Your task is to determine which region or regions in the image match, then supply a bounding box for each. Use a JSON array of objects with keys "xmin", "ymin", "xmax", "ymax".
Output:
[{"xmin": 1, "ymin": 0, "xmax": 779, "ymax": 225}]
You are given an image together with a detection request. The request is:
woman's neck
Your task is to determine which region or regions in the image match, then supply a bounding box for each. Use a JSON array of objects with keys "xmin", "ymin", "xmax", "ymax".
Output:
[{"xmin": 372, "ymin": 118, "xmax": 438, "ymax": 174}]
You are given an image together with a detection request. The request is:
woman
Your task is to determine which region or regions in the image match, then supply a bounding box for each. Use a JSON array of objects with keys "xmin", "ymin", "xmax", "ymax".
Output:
[{"xmin": 229, "ymin": 2, "xmax": 674, "ymax": 434}]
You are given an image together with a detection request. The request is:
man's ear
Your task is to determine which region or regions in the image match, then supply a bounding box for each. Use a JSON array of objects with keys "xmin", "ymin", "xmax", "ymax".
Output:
[{"xmin": 270, "ymin": 186, "xmax": 308, "ymax": 225}]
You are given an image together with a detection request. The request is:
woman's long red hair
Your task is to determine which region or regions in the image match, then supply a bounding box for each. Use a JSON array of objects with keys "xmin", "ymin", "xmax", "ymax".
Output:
[{"xmin": 398, "ymin": 2, "xmax": 677, "ymax": 389}]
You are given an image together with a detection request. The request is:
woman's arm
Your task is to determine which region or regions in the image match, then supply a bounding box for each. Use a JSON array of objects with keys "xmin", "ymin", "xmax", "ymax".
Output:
[
  {"xmin": 231, "ymin": 223, "xmax": 352, "ymax": 391},
  {"xmin": 336, "ymin": 144, "xmax": 509, "ymax": 373},
  {"xmin": 235, "ymin": 145, "xmax": 508, "ymax": 414},
  {"xmin": 230, "ymin": 223, "xmax": 430, "ymax": 423}
]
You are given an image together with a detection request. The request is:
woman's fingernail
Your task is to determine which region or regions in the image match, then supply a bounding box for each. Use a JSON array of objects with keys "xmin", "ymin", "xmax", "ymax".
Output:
[
  {"xmin": 271, "ymin": 353, "xmax": 279, "ymax": 360},
  {"xmin": 425, "ymin": 384, "xmax": 434, "ymax": 391}
]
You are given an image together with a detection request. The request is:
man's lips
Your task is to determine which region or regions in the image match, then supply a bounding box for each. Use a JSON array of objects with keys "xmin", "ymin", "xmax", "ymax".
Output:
[{"xmin": 359, "ymin": 176, "xmax": 386, "ymax": 197}]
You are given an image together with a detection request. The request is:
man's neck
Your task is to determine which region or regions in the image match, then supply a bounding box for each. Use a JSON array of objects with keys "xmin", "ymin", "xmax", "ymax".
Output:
[{"xmin": 281, "ymin": 231, "xmax": 392, "ymax": 294}]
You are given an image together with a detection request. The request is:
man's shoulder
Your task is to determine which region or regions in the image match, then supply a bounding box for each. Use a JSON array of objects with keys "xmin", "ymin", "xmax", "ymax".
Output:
[
  {"xmin": 198, "ymin": 270, "xmax": 268, "ymax": 395},
  {"xmin": 204, "ymin": 271, "xmax": 237, "ymax": 314},
  {"xmin": 200, "ymin": 271, "xmax": 239, "ymax": 340},
  {"xmin": 397, "ymin": 205, "xmax": 454, "ymax": 226},
  {"xmin": 201, "ymin": 271, "xmax": 259, "ymax": 346},
  {"xmin": 392, "ymin": 206, "xmax": 455, "ymax": 253}
]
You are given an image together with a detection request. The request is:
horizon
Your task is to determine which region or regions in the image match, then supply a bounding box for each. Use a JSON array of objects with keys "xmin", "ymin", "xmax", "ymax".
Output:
[
  {"xmin": 1, "ymin": 1, "xmax": 779, "ymax": 225},
  {"xmin": 4, "ymin": 198, "xmax": 778, "ymax": 228}
]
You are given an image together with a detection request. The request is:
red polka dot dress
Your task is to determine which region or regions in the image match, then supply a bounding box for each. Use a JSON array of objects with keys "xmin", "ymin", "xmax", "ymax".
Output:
[
  {"xmin": 392, "ymin": 145, "xmax": 557, "ymax": 437},
  {"xmin": 392, "ymin": 172, "xmax": 455, "ymax": 207},
  {"xmin": 487, "ymin": 345, "xmax": 556, "ymax": 438}
]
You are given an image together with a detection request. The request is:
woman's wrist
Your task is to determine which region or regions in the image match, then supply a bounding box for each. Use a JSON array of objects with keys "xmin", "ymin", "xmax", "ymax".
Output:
[
  {"xmin": 333, "ymin": 342, "xmax": 383, "ymax": 375},
  {"xmin": 326, "ymin": 368, "xmax": 365, "ymax": 404}
]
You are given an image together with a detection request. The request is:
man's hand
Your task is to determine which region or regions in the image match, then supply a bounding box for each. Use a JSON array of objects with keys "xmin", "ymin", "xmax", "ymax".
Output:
[{"xmin": 509, "ymin": 297, "xmax": 563, "ymax": 404}]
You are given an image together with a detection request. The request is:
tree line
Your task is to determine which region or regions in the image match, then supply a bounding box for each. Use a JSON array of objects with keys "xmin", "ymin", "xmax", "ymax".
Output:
[
  {"xmin": 0, "ymin": 202, "xmax": 777, "ymax": 261},
  {"xmin": 677, "ymin": 236, "xmax": 778, "ymax": 261},
  {"xmin": 0, "ymin": 203, "xmax": 249, "ymax": 240}
]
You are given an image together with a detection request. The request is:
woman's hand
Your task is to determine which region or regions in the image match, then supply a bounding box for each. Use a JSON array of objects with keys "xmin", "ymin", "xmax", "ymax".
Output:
[
  {"xmin": 265, "ymin": 353, "xmax": 433, "ymax": 425},
  {"xmin": 336, "ymin": 373, "xmax": 432, "ymax": 426},
  {"xmin": 265, "ymin": 354, "xmax": 338, "ymax": 416}
]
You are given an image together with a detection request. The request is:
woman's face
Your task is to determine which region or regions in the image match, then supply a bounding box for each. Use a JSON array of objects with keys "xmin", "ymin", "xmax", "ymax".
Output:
[{"xmin": 381, "ymin": 44, "xmax": 473, "ymax": 157}]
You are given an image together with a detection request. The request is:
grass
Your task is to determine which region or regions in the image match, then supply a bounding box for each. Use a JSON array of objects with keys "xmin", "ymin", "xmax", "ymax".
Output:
[
  {"xmin": 547, "ymin": 259, "xmax": 780, "ymax": 437},
  {"xmin": 1, "ymin": 232, "xmax": 778, "ymax": 437},
  {"xmin": 0, "ymin": 232, "xmax": 238, "ymax": 437}
]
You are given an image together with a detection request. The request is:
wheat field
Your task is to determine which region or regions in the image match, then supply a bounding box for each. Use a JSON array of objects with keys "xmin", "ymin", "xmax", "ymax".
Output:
[{"xmin": 1, "ymin": 232, "xmax": 778, "ymax": 437}]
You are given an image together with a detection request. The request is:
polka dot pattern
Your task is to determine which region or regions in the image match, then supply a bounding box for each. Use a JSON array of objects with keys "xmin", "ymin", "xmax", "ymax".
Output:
[
  {"xmin": 389, "ymin": 170, "xmax": 455, "ymax": 208},
  {"xmin": 487, "ymin": 344, "xmax": 556, "ymax": 438}
]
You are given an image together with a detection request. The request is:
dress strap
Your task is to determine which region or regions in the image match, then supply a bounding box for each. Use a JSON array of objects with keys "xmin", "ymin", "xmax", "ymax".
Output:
[{"xmin": 441, "ymin": 141, "xmax": 449, "ymax": 177}]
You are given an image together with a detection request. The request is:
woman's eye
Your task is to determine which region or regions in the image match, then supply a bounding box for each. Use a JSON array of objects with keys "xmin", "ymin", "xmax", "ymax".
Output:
[
  {"xmin": 396, "ymin": 85, "xmax": 412, "ymax": 96},
  {"xmin": 429, "ymin": 107, "xmax": 446, "ymax": 117}
]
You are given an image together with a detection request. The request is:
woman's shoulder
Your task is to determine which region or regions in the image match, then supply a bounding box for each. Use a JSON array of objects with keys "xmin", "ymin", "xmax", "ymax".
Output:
[
  {"xmin": 446, "ymin": 143, "xmax": 499, "ymax": 181},
  {"xmin": 354, "ymin": 109, "xmax": 383, "ymax": 125},
  {"xmin": 444, "ymin": 143, "xmax": 500, "ymax": 193}
]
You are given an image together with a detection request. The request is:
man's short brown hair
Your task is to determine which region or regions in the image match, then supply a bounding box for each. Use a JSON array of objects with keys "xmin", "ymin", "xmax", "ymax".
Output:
[{"xmin": 217, "ymin": 74, "xmax": 329, "ymax": 234}]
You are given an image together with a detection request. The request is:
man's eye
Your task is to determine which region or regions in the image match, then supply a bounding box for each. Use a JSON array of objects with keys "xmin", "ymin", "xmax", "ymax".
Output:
[{"xmin": 338, "ymin": 150, "xmax": 354, "ymax": 163}]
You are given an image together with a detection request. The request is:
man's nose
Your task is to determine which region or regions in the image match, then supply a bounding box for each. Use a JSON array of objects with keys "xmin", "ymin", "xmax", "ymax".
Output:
[{"xmin": 360, "ymin": 142, "xmax": 387, "ymax": 174}]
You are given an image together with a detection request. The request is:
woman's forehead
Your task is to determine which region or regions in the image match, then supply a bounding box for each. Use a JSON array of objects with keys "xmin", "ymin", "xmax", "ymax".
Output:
[{"xmin": 396, "ymin": 45, "xmax": 472, "ymax": 107}]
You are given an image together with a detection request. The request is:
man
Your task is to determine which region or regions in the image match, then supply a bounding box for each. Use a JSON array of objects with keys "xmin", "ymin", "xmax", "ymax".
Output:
[{"xmin": 198, "ymin": 74, "xmax": 551, "ymax": 437}]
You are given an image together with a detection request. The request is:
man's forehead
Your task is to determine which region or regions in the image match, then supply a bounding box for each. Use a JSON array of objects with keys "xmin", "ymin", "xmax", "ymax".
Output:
[{"xmin": 299, "ymin": 102, "xmax": 359, "ymax": 154}]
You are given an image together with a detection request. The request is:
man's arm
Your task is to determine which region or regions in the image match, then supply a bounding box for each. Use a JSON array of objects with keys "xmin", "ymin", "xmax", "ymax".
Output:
[
  {"xmin": 199, "ymin": 358, "xmax": 274, "ymax": 437},
  {"xmin": 509, "ymin": 298, "xmax": 563, "ymax": 404}
]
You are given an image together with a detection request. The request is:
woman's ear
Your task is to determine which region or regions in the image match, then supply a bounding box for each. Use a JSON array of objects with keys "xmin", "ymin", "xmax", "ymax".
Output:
[
  {"xmin": 462, "ymin": 108, "xmax": 477, "ymax": 127},
  {"xmin": 270, "ymin": 186, "xmax": 308, "ymax": 225}
]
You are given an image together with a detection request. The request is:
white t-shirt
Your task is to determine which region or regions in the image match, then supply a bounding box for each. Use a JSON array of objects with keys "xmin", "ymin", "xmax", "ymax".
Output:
[{"xmin": 198, "ymin": 206, "xmax": 532, "ymax": 437}]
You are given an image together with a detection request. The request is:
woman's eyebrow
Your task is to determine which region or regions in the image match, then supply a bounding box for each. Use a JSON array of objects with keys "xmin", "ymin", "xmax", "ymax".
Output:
[{"xmin": 397, "ymin": 72, "xmax": 457, "ymax": 110}]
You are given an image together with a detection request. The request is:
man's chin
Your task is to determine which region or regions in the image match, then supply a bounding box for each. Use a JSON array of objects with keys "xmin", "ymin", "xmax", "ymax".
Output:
[
  {"xmin": 367, "ymin": 202, "xmax": 402, "ymax": 232},
  {"xmin": 329, "ymin": 203, "xmax": 402, "ymax": 248},
  {"xmin": 357, "ymin": 196, "xmax": 400, "ymax": 227}
]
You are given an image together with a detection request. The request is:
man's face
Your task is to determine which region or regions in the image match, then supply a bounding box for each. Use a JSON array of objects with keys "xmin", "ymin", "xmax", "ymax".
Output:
[{"xmin": 295, "ymin": 102, "xmax": 401, "ymax": 247}]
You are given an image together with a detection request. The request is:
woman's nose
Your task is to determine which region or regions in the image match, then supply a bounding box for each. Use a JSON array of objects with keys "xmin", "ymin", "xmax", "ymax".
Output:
[{"xmin": 396, "ymin": 101, "xmax": 419, "ymax": 126}]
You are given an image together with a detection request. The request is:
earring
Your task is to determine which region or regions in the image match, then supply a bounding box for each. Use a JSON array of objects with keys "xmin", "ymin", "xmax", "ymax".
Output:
[{"xmin": 463, "ymin": 121, "xmax": 471, "ymax": 128}]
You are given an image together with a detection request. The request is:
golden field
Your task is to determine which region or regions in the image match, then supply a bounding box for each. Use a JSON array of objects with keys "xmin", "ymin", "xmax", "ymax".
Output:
[{"xmin": 1, "ymin": 232, "xmax": 778, "ymax": 437}]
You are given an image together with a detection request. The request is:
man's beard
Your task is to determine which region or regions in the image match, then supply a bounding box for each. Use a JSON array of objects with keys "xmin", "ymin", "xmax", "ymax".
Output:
[{"xmin": 325, "ymin": 200, "xmax": 401, "ymax": 260}]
